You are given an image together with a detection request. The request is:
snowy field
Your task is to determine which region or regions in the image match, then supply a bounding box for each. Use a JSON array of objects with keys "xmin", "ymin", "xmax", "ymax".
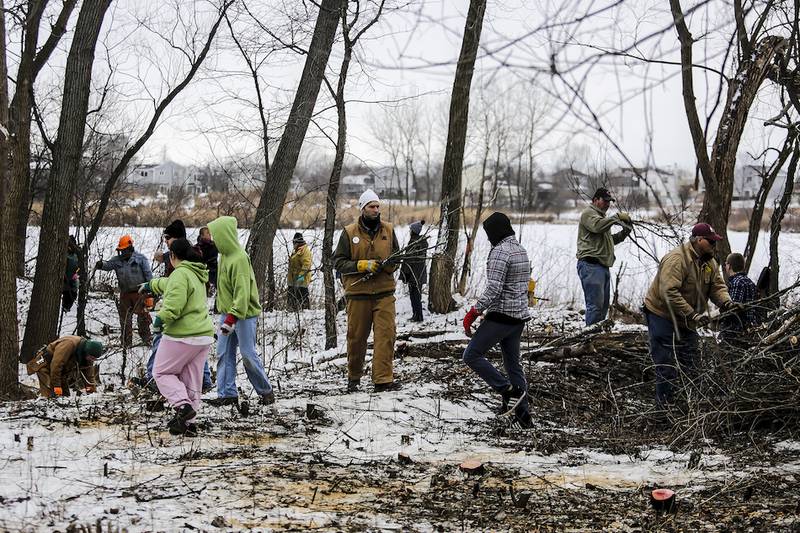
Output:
[{"xmin": 2, "ymin": 221, "xmax": 799, "ymax": 530}]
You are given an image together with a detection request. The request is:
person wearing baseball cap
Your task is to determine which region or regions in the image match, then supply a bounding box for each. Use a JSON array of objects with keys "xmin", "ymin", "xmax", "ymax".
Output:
[
  {"xmin": 576, "ymin": 187, "xmax": 632, "ymax": 325},
  {"xmin": 642, "ymin": 222, "xmax": 738, "ymax": 409}
]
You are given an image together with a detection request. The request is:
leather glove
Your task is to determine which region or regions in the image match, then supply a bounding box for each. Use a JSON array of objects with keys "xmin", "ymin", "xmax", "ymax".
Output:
[
  {"xmin": 527, "ymin": 279, "xmax": 537, "ymax": 293},
  {"xmin": 722, "ymin": 300, "xmax": 745, "ymax": 312},
  {"xmin": 463, "ymin": 306, "xmax": 481, "ymax": 336},
  {"xmin": 85, "ymin": 384, "xmax": 96, "ymax": 394},
  {"xmin": 138, "ymin": 282, "xmax": 151, "ymax": 294},
  {"xmin": 617, "ymin": 212, "xmax": 632, "ymax": 224},
  {"xmin": 357, "ymin": 260, "xmax": 380, "ymax": 273},
  {"xmin": 52, "ymin": 387, "xmax": 63, "ymax": 397},
  {"xmin": 691, "ymin": 313, "xmax": 710, "ymax": 328},
  {"xmin": 220, "ymin": 313, "xmax": 237, "ymax": 336},
  {"xmin": 152, "ymin": 316, "xmax": 164, "ymax": 334},
  {"xmin": 94, "ymin": 260, "xmax": 104, "ymax": 269}
]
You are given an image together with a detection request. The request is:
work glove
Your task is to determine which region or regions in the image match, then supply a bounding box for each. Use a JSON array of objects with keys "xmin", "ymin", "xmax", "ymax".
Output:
[
  {"xmin": 52, "ymin": 387, "xmax": 63, "ymax": 397},
  {"xmin": 617, "ymin": 212, "xmax": 632, "ymax": 224},
  {"xmin": 152, "ymin": 316, "xmax": 164, "ymax": 334},
  {"xmin": 463, "ymin": 306, "xmax": 481, "ymax": 337},
  {"xmin": 85, "ymin": 384, "xmax": 96, "ymax": 394},
  {"xmin": 220, "ymin": 314, "xmax": 237, "ymax": 336},
  {"xmin": 357, "ymin": 260, "xmax": 380, "ymax": 273},
  {"xmin": 527, "ymin": 279, "xmax": 537, "ymax": 294},
  {"xmin": 722, "ymin": 300, "xmax": 745, "ymax": 312},
  {"xmin": 94, "ymin": 260, "xmax": 104, "ymax": 269},
  {"xmin": 691, "ymin": 313, "xmax": 710, "ymax": 328}
]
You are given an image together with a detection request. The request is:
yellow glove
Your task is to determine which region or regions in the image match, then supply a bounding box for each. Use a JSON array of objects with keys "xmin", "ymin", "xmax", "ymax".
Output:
[
  {"xmin": 617, "ymin": 212, "xmax": 632, "ymax": 224},
  {"xmin": 527, "ymin": 279, "xmax": 536, "ymax": 293},
  {"xmin": 357, "ymin": 260, "xmax": 380, "ymax": 273}
]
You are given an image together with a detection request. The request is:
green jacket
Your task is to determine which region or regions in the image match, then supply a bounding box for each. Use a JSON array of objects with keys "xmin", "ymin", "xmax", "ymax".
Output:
[
  {"xmin": 207, "ymin": 216, "xmax": 262, "ymax": 319},
  {"xmin": 150, "ymin": 261, "xmax": 214, "ymax": 338},
  {"xmin": 576, "ymin": 205, "xmax": 631, "ymax": 268}
]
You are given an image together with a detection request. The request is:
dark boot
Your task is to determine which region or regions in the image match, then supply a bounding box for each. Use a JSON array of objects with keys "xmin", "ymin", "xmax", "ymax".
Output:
[
  {"xmin": 500, "ymin": 385, "xmax": 527, "ymax": 416},
  {"xmin": 168, "ymin": 404, "xmax": 196, "ymax": 435},
  {"xmin": 258, "ymin": 391, "xmax": 275, "ymax": 405},
  {"xmin": 346, "ymin": 379, "xmax": 360, "ymax": 393},
  {"xmin": 374, "ymin": 381, "xmax": 401, "ymax": 393}
]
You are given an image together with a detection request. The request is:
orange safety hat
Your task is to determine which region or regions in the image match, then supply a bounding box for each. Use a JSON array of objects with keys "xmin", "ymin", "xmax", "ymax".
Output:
[{"xmin": 116, "ymin": 234, "xmax": 134, "ymax": 251}]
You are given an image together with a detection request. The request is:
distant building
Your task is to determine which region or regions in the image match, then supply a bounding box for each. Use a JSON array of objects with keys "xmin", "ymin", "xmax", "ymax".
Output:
[
  {"xmin": 340, "ymin": 167, "xmax": 412, "ymax": 199},
  {"xmin": 734, "ymin": 164, "xmax": 788, "ymax": 203},
  {"xmin": 126, "ymin": 160, "xmax": 206, "ymax": 194}
]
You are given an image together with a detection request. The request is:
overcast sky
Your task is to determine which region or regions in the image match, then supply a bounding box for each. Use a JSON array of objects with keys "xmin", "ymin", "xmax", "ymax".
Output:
[{"xmin": 27, "ymin": 0, "xmax": 783, "ymax": 174}]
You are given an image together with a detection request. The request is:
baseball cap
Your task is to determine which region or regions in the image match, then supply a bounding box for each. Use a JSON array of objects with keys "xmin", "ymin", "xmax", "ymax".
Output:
[
  {"xmin": 691, "ymin": 223, "xmax": 723, "ymax": 242},
  {"xmin": 592, "ymin": 187, "xmax": 615, "ymax": 202}
]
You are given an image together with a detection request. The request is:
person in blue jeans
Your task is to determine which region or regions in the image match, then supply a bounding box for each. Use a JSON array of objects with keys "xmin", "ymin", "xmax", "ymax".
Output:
[
  {"xmin": 462, "ymin": 212, "xmax": 533, "ymax": 428},
  {"xmin": 575, "ymin": 188, "xmax": 631, "ymax": 325},
  {"xmin": 206, "ymin": 216, "xmax": 274, "ymax": 406}
]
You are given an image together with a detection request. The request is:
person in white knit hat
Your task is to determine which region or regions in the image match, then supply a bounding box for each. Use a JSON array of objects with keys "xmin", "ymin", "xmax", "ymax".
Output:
[{"xmin": 334, "ymin": 189, "xmax": 401, "ymax": 393}]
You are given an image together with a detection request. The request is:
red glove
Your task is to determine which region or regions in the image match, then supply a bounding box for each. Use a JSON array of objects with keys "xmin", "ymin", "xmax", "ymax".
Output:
[
  {"xmin": 463, "ymin": 306, "xmax": 481, "ymax": 336},
  {"xmin": 52, "ymin": 387, "xmax": 63, "ymax": 397},
  {"xmin": 220, "ymin": 314, "xmax": 238, "ymax": 336}
]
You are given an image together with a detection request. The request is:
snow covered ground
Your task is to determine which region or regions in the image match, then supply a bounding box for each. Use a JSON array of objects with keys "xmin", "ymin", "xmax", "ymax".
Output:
[{"xmin": 3, "ymin": 221, "xmax": 799, "ymax": 530}]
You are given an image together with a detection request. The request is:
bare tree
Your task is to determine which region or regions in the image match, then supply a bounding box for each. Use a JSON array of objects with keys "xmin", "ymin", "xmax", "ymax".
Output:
[
  {"xmin": 247, "ymin": 0, "xmax": 340, "ymax": 304},
  {"xmin": 428, "ymin": 0, "xmax": 487, "ymax": 314}
]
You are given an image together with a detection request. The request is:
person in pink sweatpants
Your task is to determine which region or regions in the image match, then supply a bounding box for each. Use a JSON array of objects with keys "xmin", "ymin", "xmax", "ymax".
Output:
[{"xmin": 141, "ymin": 238, "xmax": 215, "ymax": 436}]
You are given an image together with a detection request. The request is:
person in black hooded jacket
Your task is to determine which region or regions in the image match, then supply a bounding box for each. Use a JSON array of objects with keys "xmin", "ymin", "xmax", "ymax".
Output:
[{"xmin": 461, "ymin": 212, "xmax": 533, "ymax": 428}]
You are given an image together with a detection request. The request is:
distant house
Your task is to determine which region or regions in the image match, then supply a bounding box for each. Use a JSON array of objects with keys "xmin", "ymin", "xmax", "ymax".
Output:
[
  {"xmin": 340, "ymin": 167, "xmax": 412, "ymax": 199},
  {"xmin": 734, "ymin": 164, "xmax": 788, "ymax": 203},
  {"xmin": 126, "ymin": 160, "xmax": 206, "ymax": 194}
]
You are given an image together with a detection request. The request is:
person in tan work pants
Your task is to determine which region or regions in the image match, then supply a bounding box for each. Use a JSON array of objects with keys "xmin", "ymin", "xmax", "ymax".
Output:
[
  {"xmin": 333, "ymin": 189, "xmax": 401, "ymax": 393},
  {"xmin": 25, "ymin": 336, "xmax": 103, "ymax": 398}
]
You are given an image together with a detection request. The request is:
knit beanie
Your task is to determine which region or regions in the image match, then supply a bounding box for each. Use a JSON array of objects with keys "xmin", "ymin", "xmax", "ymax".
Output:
[
  {"xmin": 482, "ymin": 212, "xmax": 515, "ymax": 246},
  {"xmin": 84, "ymin": 340, "xmax": 103, "ymax": 358},
  {"xmin": 292, "ymin": 232, "xmax": 305, "ymax": 245},
  {"xmin": 163, "ymin": 219, "xmax": 186, "ymax": 240},
  {"xmin": 359, "ymin": 189, "xmax": 380, "ymax": 211},
  {"xmin": 409, "ymin": 220, "xmax": 424, "ymax": 235}
]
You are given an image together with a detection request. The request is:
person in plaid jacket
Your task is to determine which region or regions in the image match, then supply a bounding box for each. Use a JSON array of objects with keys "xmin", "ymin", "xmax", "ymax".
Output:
[
  {"xmin": 720, "ymin": 252, "xmax": 757, "ymax": 344},
  {"xmin": 462, "ymin": 212, "xmax": 532, "ymax": 428}
]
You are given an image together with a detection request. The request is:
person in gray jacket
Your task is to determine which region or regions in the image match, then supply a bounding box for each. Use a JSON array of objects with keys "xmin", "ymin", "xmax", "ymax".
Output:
[{"xmin": 96, "ymin": 234, "xmax": 153, "ymax": 347}]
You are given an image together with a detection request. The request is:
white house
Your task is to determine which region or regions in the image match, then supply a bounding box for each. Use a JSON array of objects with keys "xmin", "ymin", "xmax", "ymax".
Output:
[{"xmin": 127, "ymin": 160, "xmax": 205, "ymax": 194}]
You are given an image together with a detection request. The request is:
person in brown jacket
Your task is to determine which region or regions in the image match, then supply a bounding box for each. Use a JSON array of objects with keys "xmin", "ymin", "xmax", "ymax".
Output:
[
  {"xmin": 643, "ymin": 223, "xmax": 737, "ymax": 407},
  {"xmin": 25, "ymin": 336, "xmax": 103, "ymax": 398},
  {"xmin": 334, "ymin": 189, "xmax": 401, "ymax": 393}
]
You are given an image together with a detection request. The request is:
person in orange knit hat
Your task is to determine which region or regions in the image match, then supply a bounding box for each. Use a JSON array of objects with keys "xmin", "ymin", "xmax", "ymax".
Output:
[{"xmin": 96, "ymin": 235, "xmax": 153, "ymax": 347}]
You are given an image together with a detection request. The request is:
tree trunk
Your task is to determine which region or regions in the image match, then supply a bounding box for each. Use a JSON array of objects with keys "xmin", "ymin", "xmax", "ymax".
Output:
[
  {"xmin": 0, "ymin": 0, "xmax": 17, "ymax": 398},
  {"xmin": 428, "ymin": 0, "xmax": 487, "ymax": 313},
  {"xmin": 457, "ymin": 144, "xmax": 489, "ymax": 295},
  {"xmin": 20, "ymin": 0, "xmax": 111, "ymax": 363},
  {"xmin": 247, "ymin": 0, "xmax": 339, "ymax": 301},
  {"xmin": 742, "ymin": 133, "xmax": 795, "ymax": 273},
  {"xmin": 768, "ymin": 141, "xmax": 799, "ymax": 298}
]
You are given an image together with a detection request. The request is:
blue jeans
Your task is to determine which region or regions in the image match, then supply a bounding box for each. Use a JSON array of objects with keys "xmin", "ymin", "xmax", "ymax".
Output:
[
  {"xmin": 216, "ymin": 316, "xmax": 272, "ymax": 398},
  {"xmin": 646, "ymin": 311, "xmax": 698, "ymax": 406},
  {"xmin": 577, "ymin": 260, "xmax": 610, "ymax": 326},
  {"xmin": 146, "ymin": 332, "xmax": 212, "ymax": 389},
  {"xmin": 462, "ymin": 319, "xmax": 529, "ymax": 416}
]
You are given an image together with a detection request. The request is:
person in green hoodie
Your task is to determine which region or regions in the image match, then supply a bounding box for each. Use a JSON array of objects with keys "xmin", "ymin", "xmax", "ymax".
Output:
[
  {"xmin": 139, "ymin": 238, "xmax": 214, "ymax": 436},
  {"xmin": 206, "ymin": 216, "xmax": 275, "ymax": 406}
]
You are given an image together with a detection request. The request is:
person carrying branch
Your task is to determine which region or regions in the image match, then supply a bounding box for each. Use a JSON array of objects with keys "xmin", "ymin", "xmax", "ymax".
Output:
[
  {"xmin": 96, "ymin": 235, "xmax": 153, "ymax": 348},
  {"xmin": 334, "ymin": 189, "xmax": 401, "ymax": 393},
  {"xmin": 399, "ymin": 220, "xmax": 428, "ymax": 323},
  {"xmin": 643, "ymin": 223, "xmax": 740, "ymax": 407},
  {"xmin": 26, "ymin": 336, "xmax": 103, "ymax": 398},
  {"xmin": 287, "ymin": 232, "xmax": 313, "ymax": 311},
  {"xmin": 462, "ymin": 212, "xmax": 533, "ymax": 428},
  {"xmin": 576, "ymin": 187, "xmax": 631, "ymax": 325},
  {"xmin": 139, "ymin": 238, "xmax": 214, "ymax": 436},
  {"xmin": 719, "ymin": 252, "xmax": 758, "ymax": 346}
]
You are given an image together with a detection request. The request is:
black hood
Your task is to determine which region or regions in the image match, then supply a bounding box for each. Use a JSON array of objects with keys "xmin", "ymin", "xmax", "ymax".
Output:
[{"xmin": 482, "ymin": 212, "xmax": 514, "ymax": 246}]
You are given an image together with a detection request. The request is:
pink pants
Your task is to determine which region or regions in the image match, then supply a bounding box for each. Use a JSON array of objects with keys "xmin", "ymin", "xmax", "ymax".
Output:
[{"xmin": 153, "ymin": 338, "xmax": 210, "ymax": 423}]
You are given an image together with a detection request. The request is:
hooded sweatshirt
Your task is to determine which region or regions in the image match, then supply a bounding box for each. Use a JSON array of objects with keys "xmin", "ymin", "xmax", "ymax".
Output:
[
  {"xmin": 207, "ymin": 216, "xmax": 262, "ymax": 319},
  {"xmin": 150, "ymin": 261, "xmax": 214, "ymax": 338}
]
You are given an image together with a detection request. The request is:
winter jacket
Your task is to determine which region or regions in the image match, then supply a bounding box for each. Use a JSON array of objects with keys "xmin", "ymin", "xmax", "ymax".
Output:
[
  {"xmin": 720, "ymin": 272, "xmax": 758, "ymax": 332},
  {"xmin": 475, "ymin": 235, "xmax": 531, "ymax": 321},
  {"xmin": 150, "ymin": 261, "xmax": 214, "ymax": 338},
  {"xmin": 644, "ymin": 242, "xmax": 732, "ymax": 330},
  {"xmin": 64, "ymin": 252, "xmax": 79, "ymax": 292},
  {"xmin": 399, "ymin": 233, "xmax": 428, "ymax": 286},
  {"xmin": 288, "ymin": 244, "xmax": 313, "ymax": 287},
  {"xmin": 576, "ymin": 205, "xmax": 631, "ymax": 268},
  {"xmin": 334, "ymin": 216, "xmax": 400, "ymax": 299},
  {"xmin": 45, "ymin": 336, "xmax": 96, "ymax": 391},
  {"xmin": 197, "ymin": 239, "xmax": 218, "ymax": 286},
  {"xmin": 99, "ymin": 251, "xmax": 152, "ymax": 293},
  {"xmin": 207, "ymin": 216, "xmax": 262, "ymax": 319}
]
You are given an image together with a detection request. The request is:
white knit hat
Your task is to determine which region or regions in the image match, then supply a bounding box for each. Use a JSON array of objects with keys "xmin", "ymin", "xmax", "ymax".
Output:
[{"xmin": 358, "ymin": 189, "xmax": 380, "ymax": 211}]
